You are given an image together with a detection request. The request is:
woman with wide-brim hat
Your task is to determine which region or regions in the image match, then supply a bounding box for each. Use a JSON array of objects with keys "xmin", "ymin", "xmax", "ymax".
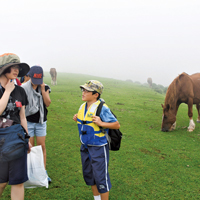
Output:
[{"xmin": 0, "ymin": 53, "xmax": 31, "ymax": 200}]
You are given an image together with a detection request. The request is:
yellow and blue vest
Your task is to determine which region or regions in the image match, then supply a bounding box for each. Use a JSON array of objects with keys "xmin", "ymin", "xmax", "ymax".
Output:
[{"xmin": 77, "ymin": 100, "xmax": 108, "ymax": 146}]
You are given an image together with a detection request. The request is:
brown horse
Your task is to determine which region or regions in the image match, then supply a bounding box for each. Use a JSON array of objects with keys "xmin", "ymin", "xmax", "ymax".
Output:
[
  {"xmin": 50, "ymin": 68, "xmax": 57, "ymax": 85},
  {"xmin": 161, "ymin": 72, "xmax": 200, "ymax": 132}
]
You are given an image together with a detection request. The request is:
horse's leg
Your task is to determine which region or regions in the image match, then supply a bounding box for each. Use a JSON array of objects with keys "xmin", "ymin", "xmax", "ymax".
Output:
[
  {"xmin": 188, "ymin": 119, "xmax": 195, "ymax": 132},
  {"xmin": 171, "ymin": 102, "xmax": 181, "ymax": 131},
  {"xmin": 188, "ymin": 98, "xmax": 195, "ymax": 132},
  {"xmin": 196, "ymin": 104, "xmax": 200, "ymax": 123}
]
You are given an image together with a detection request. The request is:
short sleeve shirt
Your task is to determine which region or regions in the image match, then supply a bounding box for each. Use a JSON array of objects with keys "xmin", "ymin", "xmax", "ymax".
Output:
[
  {"xmin": 0, "ymin": 85, "xmax": 28, "ymax": 124},
  {"xmin": 100, "ymin": 105, "xmax": 117, "ymax": 123}
]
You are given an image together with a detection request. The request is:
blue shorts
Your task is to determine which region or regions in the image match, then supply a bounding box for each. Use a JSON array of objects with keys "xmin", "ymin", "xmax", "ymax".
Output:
[
  {"xmin": 0, "ymin": 152, "xmax": 28, "ymax": 185},
  {"xmin": 80, "ymin": 144, "xmax": 111, "ymax": 193},
  {"xmin": 27, "ymin": 121, "xmax": 47, "ymax": 137}
]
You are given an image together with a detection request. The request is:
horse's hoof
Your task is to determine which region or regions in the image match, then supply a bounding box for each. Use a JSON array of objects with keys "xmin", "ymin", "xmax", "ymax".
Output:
[{"xmin": 187, "ymin": 129, "xmax": 194, "ymax": 132}]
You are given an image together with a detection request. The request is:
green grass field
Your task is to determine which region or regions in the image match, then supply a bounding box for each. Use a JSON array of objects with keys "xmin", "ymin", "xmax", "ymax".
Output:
[{"xmin": 2, "ymin": 72, "xmax": 200, "ymax": 199}]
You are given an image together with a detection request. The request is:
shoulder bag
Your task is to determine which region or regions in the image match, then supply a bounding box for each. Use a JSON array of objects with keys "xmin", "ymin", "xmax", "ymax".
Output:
[{"xmin": 0, "ymin": 124, "xmax": 29, "ymax": 162}]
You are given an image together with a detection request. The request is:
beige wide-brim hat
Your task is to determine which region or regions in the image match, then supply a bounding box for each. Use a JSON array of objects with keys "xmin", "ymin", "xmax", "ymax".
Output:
[{"xmin": 0, "ymin": 53, "xmax": 30, "ymax": 77}]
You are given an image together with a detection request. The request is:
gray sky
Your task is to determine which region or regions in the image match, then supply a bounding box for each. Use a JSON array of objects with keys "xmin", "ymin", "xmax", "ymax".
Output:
[{"xmin": 1, "ymin": 0, "xmax": 200, "ymax": 86}]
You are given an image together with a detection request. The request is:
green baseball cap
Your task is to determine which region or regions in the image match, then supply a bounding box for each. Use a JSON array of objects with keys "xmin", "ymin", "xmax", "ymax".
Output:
[
  {"xmin": 80, "ymin": 80, "xmax": 104, "ymax": 94},
  {"xmin": 0, "ymin": 53, "xmax": 30, "ymax": 77}
]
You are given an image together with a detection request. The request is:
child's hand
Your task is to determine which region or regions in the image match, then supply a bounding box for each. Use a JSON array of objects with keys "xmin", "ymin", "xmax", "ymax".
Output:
[
  {"xmin": 73, "ymin": 114, "xmax": 78, "ymax": 122},
  {"xmin": 28, "ymin": 141, "xmax": 32, "ymax": 153},
  {"xmin": 40, "ymin": 82, "xmax": 45, "ymax": 91},
  {"xmin": 92, "ymin": 116, "xmax": 102, "ymax": 126}
]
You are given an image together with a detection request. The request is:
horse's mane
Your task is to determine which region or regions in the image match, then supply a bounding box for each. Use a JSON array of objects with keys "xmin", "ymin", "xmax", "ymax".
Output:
[{"xmin": 165, "ymin": 72, "xmax": 188, "ymax": 106}]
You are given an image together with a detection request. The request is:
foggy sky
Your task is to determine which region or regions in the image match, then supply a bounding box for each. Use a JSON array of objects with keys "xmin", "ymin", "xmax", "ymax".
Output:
[{"xmin": 1, "ymin": 0, "xmax": 200, "ymax": 86}]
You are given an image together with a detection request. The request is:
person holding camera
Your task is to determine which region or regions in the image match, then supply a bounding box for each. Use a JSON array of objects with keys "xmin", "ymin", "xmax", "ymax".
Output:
[{"xmin": 0, "ymin": 53, "xmax": 31, "ymax": 199}]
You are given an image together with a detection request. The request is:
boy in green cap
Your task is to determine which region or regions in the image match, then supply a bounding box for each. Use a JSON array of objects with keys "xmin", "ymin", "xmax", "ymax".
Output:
[{"xmin": 73, "ymin": 80, "xmax": 120, "ymax": 200}]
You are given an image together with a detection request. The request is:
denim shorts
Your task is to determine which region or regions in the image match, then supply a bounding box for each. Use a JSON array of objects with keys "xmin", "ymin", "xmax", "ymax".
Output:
[
  {"xmin": 27, "ymin": 121, "xmax": 47, "ymax": 137},
  {"xmin": 0, "ymin": 152, "xmax": 28, "ymax": 185}
]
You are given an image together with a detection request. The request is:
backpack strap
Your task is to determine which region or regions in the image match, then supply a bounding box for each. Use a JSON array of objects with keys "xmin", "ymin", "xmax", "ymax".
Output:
[
  {"xmin": 96, "ymin": 101, "xmax": 104, "ymax": 118},
  {"xmin": 96, "ymin": 101, "xmax": 105, "ymax": 131},
  {"xmin": 96, "ymin": 101, "xmax": 112, "ymax": 148}
]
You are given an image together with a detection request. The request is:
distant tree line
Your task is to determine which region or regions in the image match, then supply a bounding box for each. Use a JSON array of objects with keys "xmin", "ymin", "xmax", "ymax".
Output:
[
  {"xmin": 126, "ymin": 79, "xmax": 168, "ymax": 94},
  {"xmin": 151, "ymin": 83, "xmax": 168, "ymax": 94}
]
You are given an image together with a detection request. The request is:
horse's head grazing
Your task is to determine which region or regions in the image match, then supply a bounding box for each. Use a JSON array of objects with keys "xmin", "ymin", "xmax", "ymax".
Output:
[{"xmin": 161, "ymin": 104, "xmax": 176, "ymax": 132}]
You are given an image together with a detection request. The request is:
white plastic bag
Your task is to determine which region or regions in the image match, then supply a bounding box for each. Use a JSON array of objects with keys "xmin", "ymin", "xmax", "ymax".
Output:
[{"xmin": 24, "ymin": 145, "xmax": 48, "ymax": 188}]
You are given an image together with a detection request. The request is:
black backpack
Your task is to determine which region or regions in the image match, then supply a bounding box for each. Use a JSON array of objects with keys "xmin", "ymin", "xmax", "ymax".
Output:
[{"xmin": 96, "ymin": 101, "xmax": 122, "ymax": 151}]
